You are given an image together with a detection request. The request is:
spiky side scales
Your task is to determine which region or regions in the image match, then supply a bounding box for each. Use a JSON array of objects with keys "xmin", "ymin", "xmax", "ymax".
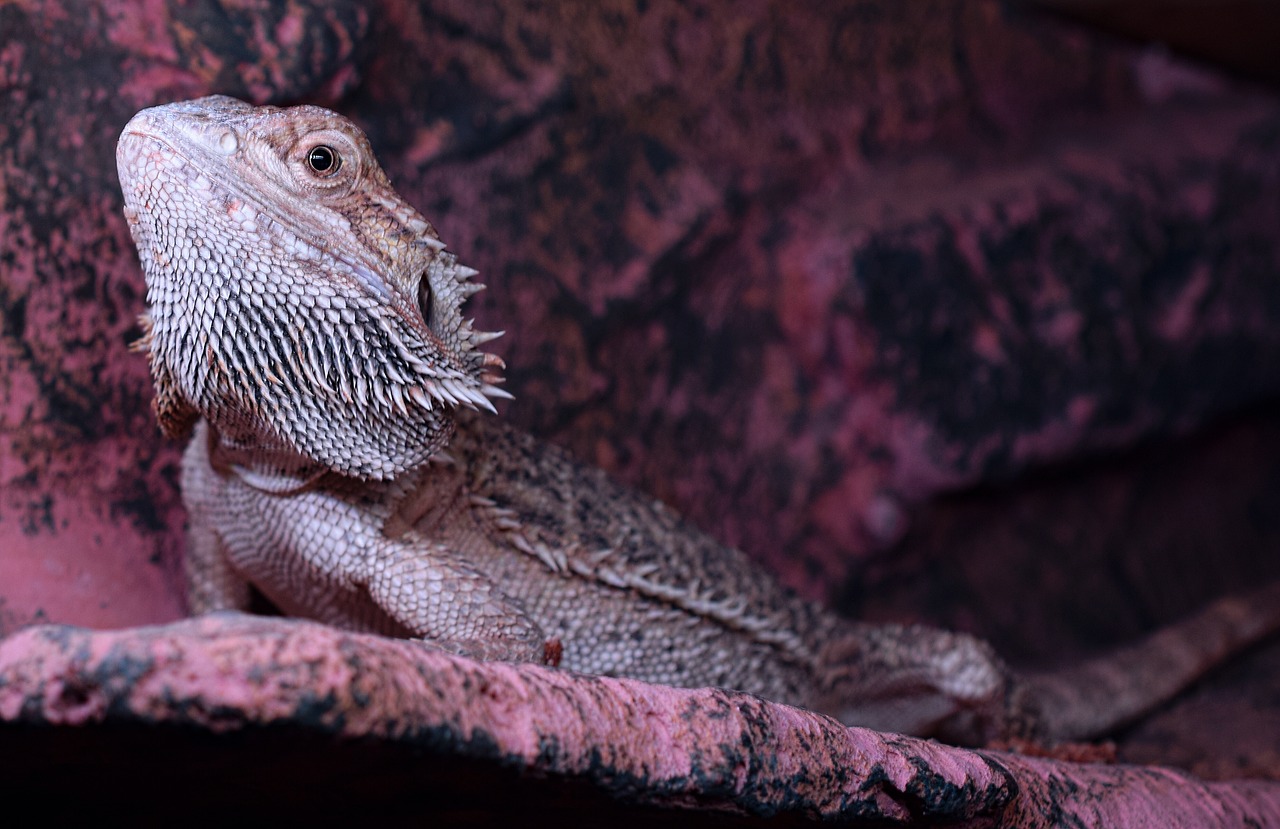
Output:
[{"xmin": 119, "ymin": 96, "xmax": 1280, "ymax": 746}]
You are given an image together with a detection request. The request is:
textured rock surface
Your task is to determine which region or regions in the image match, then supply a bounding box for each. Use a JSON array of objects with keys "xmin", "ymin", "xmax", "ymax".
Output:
[
  {"xmin": 3, "ymin": 615, "xmax": 1279, "ymax": 826},
  {"xmin": 6, "ymin": 1, "xmax": 1280, "ymax": 628},
  {"xmin": 4, "ymin": 0, "xmax": 1280, "ymax": 822},
  {"xmin": 352, "ymin": 4, "xmax": 1280, "ymax": 592},
  {"xmin": 0, "ymin": 0, "xmax": 371, "ymax": 635}
]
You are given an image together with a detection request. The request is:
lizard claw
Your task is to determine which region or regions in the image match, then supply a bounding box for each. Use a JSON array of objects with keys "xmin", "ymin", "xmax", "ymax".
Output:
[{"xmin": 542, "ymin": 638, "xmax": 564, "ymax": 668}]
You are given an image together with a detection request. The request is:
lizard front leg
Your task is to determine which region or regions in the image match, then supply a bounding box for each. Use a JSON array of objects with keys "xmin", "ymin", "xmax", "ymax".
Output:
[
  {"xmin": 182, "ymin": 432, "xmax": 252, "ymax": 614},
  {"xmin": 182, "ymin": 423, "xmax": 554, "ymax": 665},
  {"xmin": 184, "ymin": 518, "xmax": 252, "ymax": 614},
  {"xmin": 364, "ymin": 533, "xmax": 555, "ymax": 664},
  {"xmin": 200, "ymin": 511, "xmax": 554, "ymax": 664},
  {"xmin": 191, "ymin": 508, "xmax": 553, "ymax": 664}
]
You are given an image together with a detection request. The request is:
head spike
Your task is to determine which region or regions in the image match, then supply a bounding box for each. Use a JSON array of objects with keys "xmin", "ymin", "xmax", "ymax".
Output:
[
  {"xmin": 472, "ymin": 329, "xmax": 504, "ymax": 345},
  {"xmin": 407, "ymin": 385, "xmax": 434, "ymax": 411}
]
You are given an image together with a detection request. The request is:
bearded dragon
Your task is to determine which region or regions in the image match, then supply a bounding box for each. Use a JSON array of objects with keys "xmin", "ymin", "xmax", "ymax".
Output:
[{"xmin": 116, "ymin": 96, "xmax": 1280, "ymax": 746}]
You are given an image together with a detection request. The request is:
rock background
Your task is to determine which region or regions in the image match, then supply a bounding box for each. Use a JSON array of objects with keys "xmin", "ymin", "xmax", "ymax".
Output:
[{"xmin": 3, "ymin": 0, "xmax": 1280, "ymax": 822}]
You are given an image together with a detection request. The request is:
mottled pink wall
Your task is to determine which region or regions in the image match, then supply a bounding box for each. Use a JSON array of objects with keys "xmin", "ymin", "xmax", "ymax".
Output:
[
  {"xmin": 9, "ymin": 2, "xmax": 1280, "ymax": 631},
  {"xmin": 4, "ymin": 1, "xmax": 1280, "ymax": 821},
  {"xmin": 1, "ymin": 1, "xmax": 370, "ymax": 632}
]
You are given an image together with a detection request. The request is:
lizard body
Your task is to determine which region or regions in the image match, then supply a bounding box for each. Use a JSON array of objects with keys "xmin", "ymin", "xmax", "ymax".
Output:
[{"xmin": 117, "ymin": 96, "xmax": 1280, "ymax": 746}]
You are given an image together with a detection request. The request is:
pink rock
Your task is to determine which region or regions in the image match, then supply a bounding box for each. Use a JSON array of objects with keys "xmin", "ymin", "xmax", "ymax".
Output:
[
  {"xmin": 7, "ymin": 0, "xmax": 1280, "ymax": 633},
  {"xmin": 4, "ymin": 1, "xmax": 1280, "ymax": 820},
  {"xmin": 1, "ymin": 615, "xmax": 1277, "ymax": 825}
]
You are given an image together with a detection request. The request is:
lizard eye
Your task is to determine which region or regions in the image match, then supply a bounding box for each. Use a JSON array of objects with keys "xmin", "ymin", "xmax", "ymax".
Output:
[
  {"xmin": 291, "ymin": 131, "xmax": 359, "ymax": 194},
  {"xmin": 306, "ymin": 145, "xmax": 340, "ymax": 176}
]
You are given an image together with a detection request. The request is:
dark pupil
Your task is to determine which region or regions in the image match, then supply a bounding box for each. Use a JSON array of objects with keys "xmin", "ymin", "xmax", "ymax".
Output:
[{"xmin": 307, "ymin": 145, "xmax": 338, "ymax": 173}]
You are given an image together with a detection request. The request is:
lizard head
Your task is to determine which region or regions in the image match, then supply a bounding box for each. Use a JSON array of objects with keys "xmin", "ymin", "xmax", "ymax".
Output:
[{"xmin": 117, "ymin": 95, "xmax": 507, "ymax": 480}]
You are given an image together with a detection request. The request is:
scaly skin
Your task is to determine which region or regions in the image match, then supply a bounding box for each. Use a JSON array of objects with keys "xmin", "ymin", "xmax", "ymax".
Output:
[{"xmin": 117, "ymin": 96, "xmax": 1280, "ymax": 745}]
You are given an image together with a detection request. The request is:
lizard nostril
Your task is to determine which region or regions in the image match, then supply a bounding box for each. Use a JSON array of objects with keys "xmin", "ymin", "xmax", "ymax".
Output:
[{"xmin": 217, "ymin": 131, "xmax": 238, "ymax": 155}]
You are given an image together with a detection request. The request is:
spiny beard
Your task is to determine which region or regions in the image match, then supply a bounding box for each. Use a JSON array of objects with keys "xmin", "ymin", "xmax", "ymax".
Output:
[{"xmin": 153, "ymin": 256, "xmax": 494, "ymax": 480}]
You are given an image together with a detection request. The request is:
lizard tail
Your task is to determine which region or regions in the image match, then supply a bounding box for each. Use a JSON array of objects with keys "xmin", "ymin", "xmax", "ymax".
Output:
[{"xmin": 1021, "ymin": 579, "xmax": 1280, "ymax": 742}]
